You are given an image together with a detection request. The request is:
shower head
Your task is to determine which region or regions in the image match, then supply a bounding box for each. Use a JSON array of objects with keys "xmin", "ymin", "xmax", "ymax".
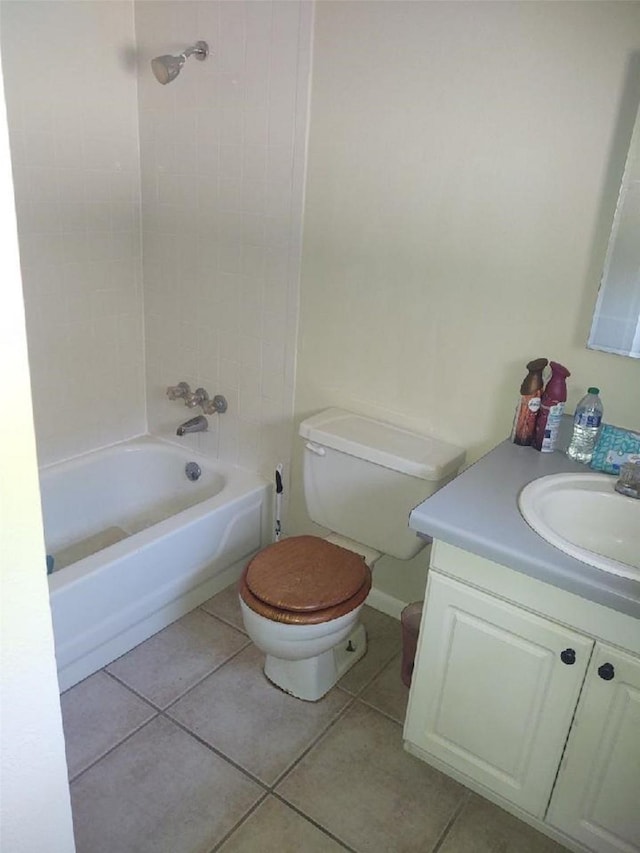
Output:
[{"xmin": 151, "ymin": 40, "xmax": 209, "ymax": 85}]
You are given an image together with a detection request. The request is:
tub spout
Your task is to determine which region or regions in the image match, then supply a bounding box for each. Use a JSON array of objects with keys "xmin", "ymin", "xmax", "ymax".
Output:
[{"xmin": 176, "ymin": 415, "xmax": 208, "ymax": 436}]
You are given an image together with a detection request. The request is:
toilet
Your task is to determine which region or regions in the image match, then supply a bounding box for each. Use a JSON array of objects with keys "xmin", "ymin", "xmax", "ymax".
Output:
[{"xmin": 239, "ymin": 408, "xmax": 465, "ymax": 701}]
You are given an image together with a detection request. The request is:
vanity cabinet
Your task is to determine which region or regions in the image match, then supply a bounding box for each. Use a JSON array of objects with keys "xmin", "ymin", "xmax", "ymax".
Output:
[
  {"xmin": 404, "ymin": 572, "xmax": 593, "ymax": 818},
  {"xmin": 404, "ymin": 543, "xmax": 640, "ymax": 853},
  {"xmin": 547, "ymin": 644, "xmax": 640, "ymax": 853}
]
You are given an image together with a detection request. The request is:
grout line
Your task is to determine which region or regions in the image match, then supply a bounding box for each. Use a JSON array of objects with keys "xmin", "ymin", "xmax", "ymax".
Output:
[
  {"xmin": 166, "ymin": 685, "xmax": 360, "ymax": 797},
  {"xmin": 355, "ymin": 694, "xmax": 407, "ymax": 728},
  {"xmin": 338, "ymin": 643, "xmax": 403, "ymax": 700},
  {"xmin": 336, "ymin": 664, "xmax": 393, "ymax": 700},
  {"xmin": 95, "ymin": 651, "xmax": 364, "ymax": 796},
  {"xmin": 68, "ymin": 713, "xmax": 160, "ymax": 785},
  {"xmin": 270, "ymin": 792, "xmax": 358, "ymax": 852},
  {"xmin": 207, "ymin": 791, "xmax": 270, "ymax": 853},
  {"xmin": 160, "ymin": 640, "xmax": 252, "ymax": 712},
  {"xmin": 269, "ymin": 691, "xmax": 357, "ymax": 790},
  {"xmin": 165, "ymin": 713, "xmax": 271, "ymax": 792},
  {"xmin": 198, "ymin": 603, "xmax": 248, "ymax": 637},
  {"xmin": 102, "ymin": 668, "xmax": 165, "ymax": 712},
  {"xmin": 197, "ymin": 604, "xmax": 249, "ymax": 639},
  {"xmin": 430, "ymin": 790, "xmax": 471, "ymax": 853},
  {"xmin": 68, "ymin": 612, "xmax": 408, "ymax": 841},
  {"xmin": 104, "ymin": 637, "xmax": 251, "ymax": 716},
  {"xmin": 164, "ymin": 673, "xmax": 396, "ymax": 796}
]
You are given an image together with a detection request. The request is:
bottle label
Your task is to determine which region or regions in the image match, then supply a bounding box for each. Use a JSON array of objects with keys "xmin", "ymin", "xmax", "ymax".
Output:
[
  {"xmin": 576, "ymin": 412, "xmax": 601, "ymax": 428},
  {"xmin": 512, "ymin": 394, "xmax": 541, "ymax": 445},
  {"xmin": 540, "ymin": 403, "xmax": 565, "ymax": 452}
]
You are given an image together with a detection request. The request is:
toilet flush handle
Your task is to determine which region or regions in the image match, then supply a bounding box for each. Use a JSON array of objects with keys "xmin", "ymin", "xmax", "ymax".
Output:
[{"xmin": 305, "ymin": 442, "xmax": 326, "ymax": 456}]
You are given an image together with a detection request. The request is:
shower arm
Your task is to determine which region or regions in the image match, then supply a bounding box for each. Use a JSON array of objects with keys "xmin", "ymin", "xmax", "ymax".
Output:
[{"xmin": 182, "ymin": 41, "xmax": 208, "ymax": 62}]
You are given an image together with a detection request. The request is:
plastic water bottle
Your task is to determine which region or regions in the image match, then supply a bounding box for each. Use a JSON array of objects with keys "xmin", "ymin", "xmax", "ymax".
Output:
[{"xmin": 566, "ymin": 388, "xmax": 604, "ymax": 464}]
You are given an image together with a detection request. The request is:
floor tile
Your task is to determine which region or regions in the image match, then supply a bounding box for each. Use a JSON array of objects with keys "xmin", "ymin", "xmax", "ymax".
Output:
[
  {"xmin": 70, "ymin": 716, "xmax": 263, "ymax": 853},
  {"xmin": 439, "ymin": 795, "xmax": 569, "ymax": 853},
  {"xmin": 106, "ymin": 608, "xmax": 249, "ymax": 708},
  {"xmin": 168, "ymin": 644, "xmax": 351, "ymax": 785},
  {"xmin": 338, "ymin": 606, "xmax": 402, "ymax": 695},
  {"xmin": 201, "ymin": 582, "xmax": 246, "ymax": 632},
  {"xmin": 276, "ymin": 702, "xmax": 466, "ymax": 853},
  {"xmin": 359, "ymin": 653, "xmax": 409, "ymax": 724},
  {"xmin": 60, "ymin": 671, "xmax": 156, "ymax": 780},
  {"xmin": 218, "ymin": 795, "xmax": 349, "ymax": 852}
]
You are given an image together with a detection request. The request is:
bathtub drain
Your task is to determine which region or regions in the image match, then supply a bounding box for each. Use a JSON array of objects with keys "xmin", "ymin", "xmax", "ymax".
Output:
[{"xmin": 185, "ymin": 462, "xmax": 202, "ymax": 482}]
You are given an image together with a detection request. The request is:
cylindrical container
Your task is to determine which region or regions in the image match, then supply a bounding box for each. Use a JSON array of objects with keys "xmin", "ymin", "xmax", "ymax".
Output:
[
  {"xmin": 566, "ymin": 388, "xmax": 604, "ymax": 464},
  {"xmin": 511, "ymin": 358, "xmax": 548, "ymax": 446},
  {"xmin": 400, "ymin": 601, "xmax": 423, "ymax": 688},
  {"xmin": 533, "ymin": 361, "xmax": 571, "ymax": 453}
]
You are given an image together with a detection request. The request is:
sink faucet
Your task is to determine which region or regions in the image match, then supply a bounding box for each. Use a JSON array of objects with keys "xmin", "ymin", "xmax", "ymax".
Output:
[
  {"xmin": 176, "ymin": 415, "xmax": 208, "ymax": 436},
  {"xmin": 615, "ymin": 461, "xmax": 640, "ymax": 499}
]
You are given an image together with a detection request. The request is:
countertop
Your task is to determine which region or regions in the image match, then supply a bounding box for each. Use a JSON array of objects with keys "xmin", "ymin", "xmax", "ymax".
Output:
[{"xmin": 409, "ymin": 437, "xmax": 640, "ymax": 621}]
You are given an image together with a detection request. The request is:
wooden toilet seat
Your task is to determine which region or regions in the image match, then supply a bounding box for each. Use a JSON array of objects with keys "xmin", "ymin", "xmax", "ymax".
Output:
[{"xmin": 239, "ymin": 535, "xmax": 371, "ymax": 625}]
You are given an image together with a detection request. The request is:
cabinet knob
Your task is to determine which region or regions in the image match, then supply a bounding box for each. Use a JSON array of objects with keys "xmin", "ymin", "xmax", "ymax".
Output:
[
  {"xmin": 560, "ymin": 648, "xmax": 576, "ymax": 665},
  {"xmin": 598, "ymin": 662, "xmax": 615, "ymax": 681}
]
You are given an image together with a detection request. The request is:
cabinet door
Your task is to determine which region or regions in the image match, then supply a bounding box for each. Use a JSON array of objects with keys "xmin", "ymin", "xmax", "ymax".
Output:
[
  {"xmin": 547, "ymin": 644, "xmax": 640, "ymax": 852},
  {"xmin": 404, "ymin": 572, "xmax": 592, "ymax": 817}
]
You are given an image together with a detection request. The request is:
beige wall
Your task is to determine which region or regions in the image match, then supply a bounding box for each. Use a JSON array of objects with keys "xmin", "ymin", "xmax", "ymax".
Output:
[
  {"xmin": 0, "ymin": 59, "xmax": 75, "ymax": 851},
  {"xmin": 295, "ymin": 1, "xmax": 640, "ymax": 475},
  {"xmin": 136, "ymin": 0, "xmax": 312, "ymax": 484},
  {"xmin": 1, "ymin": 1, "xmax": 145, "ymax": 466},
  {"xmin": 291, "ymin": 1, "xmax": 640, "ymax": 602}
]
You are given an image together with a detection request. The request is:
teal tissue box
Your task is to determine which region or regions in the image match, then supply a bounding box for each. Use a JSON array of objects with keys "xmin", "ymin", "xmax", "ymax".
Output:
[{"xmin": 590, "ymin": 425, "xmax": 640, "ymax": 474}]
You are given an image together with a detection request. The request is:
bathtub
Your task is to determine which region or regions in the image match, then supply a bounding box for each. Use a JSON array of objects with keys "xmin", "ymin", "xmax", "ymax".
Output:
[{"xmin": 41, "ymin": 436, "xmax": 270, "ymax": 691}]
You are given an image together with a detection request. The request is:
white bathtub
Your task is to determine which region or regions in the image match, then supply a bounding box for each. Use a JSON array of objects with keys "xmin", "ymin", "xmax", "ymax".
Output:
[{"xmin": 41, "ymin": 436, "xmax": 270, "ymax": 691}]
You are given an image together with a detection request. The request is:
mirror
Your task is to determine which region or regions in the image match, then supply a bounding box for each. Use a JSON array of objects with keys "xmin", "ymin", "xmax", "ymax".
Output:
[{"xmin": 588, "ymin": 101, "xmax": 640, "ymax": 359}]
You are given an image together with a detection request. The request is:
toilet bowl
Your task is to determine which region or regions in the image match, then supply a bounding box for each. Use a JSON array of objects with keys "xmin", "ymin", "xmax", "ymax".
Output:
[
  {"xmin": 238, "ymin": 408, "xmax": 465, "ymax": 702},
  {"xmin": 239, "ymin": 535, "xmax": 372, "ymax": 701}
]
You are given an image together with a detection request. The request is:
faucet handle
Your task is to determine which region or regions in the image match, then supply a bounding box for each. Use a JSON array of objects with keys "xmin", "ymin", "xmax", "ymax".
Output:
[
  {"xmin": 185, "ymin": 387, "xmax": 209, "ymax": 408},
  {"xmin": 202, "ymin": 394, "xmax": 228, "ymax": 415},
  {"xmin": 167, "ymin": 381, "xmax": 191, "ymax": 401}
]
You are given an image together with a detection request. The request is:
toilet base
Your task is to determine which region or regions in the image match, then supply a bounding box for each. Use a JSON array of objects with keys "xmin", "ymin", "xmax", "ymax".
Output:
[{"xmin": 263, "ymin": 622, "xmax": 367, "ymax": 702}]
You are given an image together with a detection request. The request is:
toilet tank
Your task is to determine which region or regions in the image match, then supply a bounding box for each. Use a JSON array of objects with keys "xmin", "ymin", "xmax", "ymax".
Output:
[{"xmin": 299, "ymin": 409, "xmax": 465, "ymax": 560}]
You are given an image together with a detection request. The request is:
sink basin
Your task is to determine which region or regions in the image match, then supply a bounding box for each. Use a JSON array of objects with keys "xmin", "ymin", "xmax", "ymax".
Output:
[{"xmin": 519, "ymin": 473, "xmax": 640, "ymax": 580}]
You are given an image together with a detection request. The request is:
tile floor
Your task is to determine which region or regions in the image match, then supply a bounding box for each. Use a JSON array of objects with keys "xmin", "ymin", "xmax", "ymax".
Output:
[{"xmin": 61, "ymin": 584, "xmax": 569, "ymax": 853}]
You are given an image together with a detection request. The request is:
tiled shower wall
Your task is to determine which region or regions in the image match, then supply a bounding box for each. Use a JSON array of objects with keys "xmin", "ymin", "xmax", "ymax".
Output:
[
  {"xmin": 1, "ymin": 1, "xmax": 145, "ymax": 465},
  {"xmin": 2, "ymin": 0, "xmax": 311, "ymax": 487},
  {"xmin": 135, "ymin": 1, "xmax": 312, "ymax": 483}
]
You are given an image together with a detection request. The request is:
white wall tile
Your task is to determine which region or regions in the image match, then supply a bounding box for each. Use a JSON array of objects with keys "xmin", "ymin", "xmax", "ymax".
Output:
[
  {"xmin": 3, "ymin": 0, "xmax": 311, "ymax": 487},
  {"xmin": 1, "ymin": 0, "xmax": 145, "ymax": 465}
]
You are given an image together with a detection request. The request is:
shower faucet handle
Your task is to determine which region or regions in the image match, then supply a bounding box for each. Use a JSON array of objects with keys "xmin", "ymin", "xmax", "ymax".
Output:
[
  {"xmin": 168, "ymin": 383, "xmax": 227, "ymax": 415},
  {"xmin": 185, "ymin": 387, "xmax": 209, "ymax": 408},
  {"xmin": 167, "ymin": 381, "xmax": 191, "ymax": 401},
  {"xmin": 188, "ymin": 388, "xmax": 228, "ymax": 414},
  {"xmin": 202, "ymin": 394, "xmax": 228, "ymax": 415}
]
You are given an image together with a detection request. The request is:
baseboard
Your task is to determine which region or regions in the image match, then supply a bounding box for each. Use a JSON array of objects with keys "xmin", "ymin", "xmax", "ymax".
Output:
[{"xmin": 365, "ymin": 587, "xmax": 404, "ymax": 620}]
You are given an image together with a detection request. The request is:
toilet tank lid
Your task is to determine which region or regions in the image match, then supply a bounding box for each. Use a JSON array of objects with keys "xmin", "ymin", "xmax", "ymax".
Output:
[{"xmin": 299, "ymin": 409, "xmax": 465, "ymax": 481}]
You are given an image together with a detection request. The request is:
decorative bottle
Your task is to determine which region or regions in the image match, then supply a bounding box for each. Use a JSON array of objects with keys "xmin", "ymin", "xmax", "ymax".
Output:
[
  {"xmin": 511, "ymin": 358, "xmax": 548, "ymax": 446},
  {"xmin": 533, "ymin": 361, "xmax": 571, "ymax": 453}
]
